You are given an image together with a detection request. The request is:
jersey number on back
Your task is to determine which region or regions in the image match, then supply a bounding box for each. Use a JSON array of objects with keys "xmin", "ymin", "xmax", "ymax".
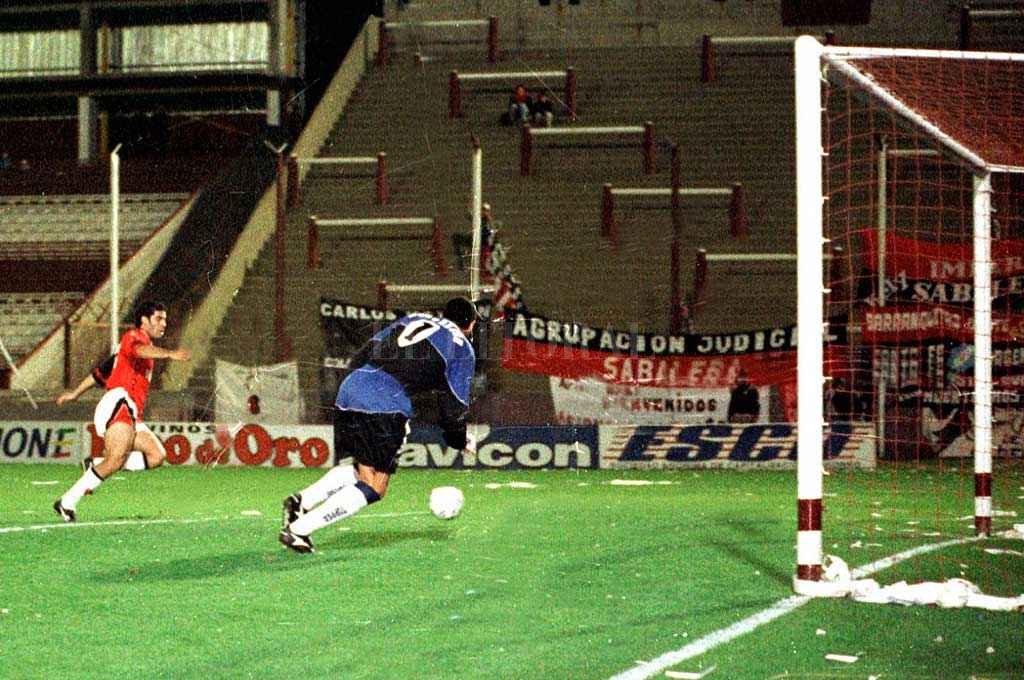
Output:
[{"xmin": 396, "ymin": 319, "xmax": 440, "ymax": 347}]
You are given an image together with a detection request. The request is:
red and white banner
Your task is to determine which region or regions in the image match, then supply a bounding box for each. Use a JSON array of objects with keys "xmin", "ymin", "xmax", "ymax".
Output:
[
  {"xmin": 84, "ymin": 422, "xmax": 334, "ymax": 468},
  {"xmin": 549, "ymin": 377, "xmax": 749, "ymax": 425},
  {"xmin": 502, "ymin": 311, "xmax": 799, "ymax": 388},
  {"xmin": 214, "ymin": 360, "xmax": 303, "ymax": 425},
  {"xmin": 863, "ymin": 305, "xmax": 1024, "ymax": 343},
  {"xmin": 863, "ymin": 231, "xmax": 1024, "ymax": 282}
]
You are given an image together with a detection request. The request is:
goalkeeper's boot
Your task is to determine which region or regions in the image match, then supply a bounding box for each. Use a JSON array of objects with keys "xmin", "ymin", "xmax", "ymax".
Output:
[
  {"xmin": 279, "ymin": 528, "xmax": 315, "ymax": 554},
  {"xmin": 281, "ymin": 494, "xmax": 302, "ymax": 528},
  {"xmin": 53, "ymin": 499, "xmax": 76, "ymax": 523}
]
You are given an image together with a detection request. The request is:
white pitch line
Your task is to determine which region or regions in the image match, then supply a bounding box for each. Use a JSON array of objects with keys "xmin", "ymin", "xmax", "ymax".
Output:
[
  {"xmin": 0, "ymin": 509, "xmax": 433, "ymax": 535},
  {"xmin": 609, "ymin": 535, "xmax": 985, "ymax": 680},
  {"xmin": 0, "ymin": 516, "xmax": 251, "ymax": 534}
]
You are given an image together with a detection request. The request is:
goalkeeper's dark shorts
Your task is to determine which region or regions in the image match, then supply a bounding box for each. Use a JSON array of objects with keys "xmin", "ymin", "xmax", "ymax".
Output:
[{"xmin": 333, "ymin": 408, "xmax": 410, "ymax": 474}]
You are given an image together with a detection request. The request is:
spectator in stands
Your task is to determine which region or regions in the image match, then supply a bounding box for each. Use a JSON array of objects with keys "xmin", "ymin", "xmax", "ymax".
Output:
[
  {"xmin": 678, "ymin": 301, "xmax": 695, "ymax": 334},
  {"xmin": 0, "ymin": 152, "xmax": 12, "ymax": 171},
  {"xmin": 504, "ymin": 84, "xmax": 533, "ymax": 125},
  {"xmin": 827, "ymin": 376, "xmax": 860, "ymax": 421},
  {"xmin": 532, "ymin": 91, "xmax": 555, "ymax": 127},
  {"xmin": 727, "ymin": 369, "xmax": 760, "ymax": 423},
  {"xmin": 452, "ymin": 202, "xmax": 495, "ymax": 272}
]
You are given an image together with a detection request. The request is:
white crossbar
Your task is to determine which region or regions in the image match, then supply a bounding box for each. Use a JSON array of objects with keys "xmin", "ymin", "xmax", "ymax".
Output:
[
  {"xmin": 706, "ymin": 253, "xmax": 797, "ymax": 262},
  {"xmin": 385, "ymin": 284, "xmax": 496, "ymax": 293},
  {"xmin": 315, "ymin": 217, "xmax": 433, "ymax": 227},
  {"xmin": 298, "ymin": 157, "xmax": 377, "ymax": 165},
  {"xmin": 531, "ymin": 126, "xmax": 643, "ymax": 136},
  {"xmin": 458, "ymin": 71, "xmax": 567, "ymax": 81},
  {"xmin": 711, "ymin": 36, "xmax": 804, "ymax": 46},
  {"xmin": 387, "ymin": 19, "xmax": 488, "ymax": 29},
  {"xmin": 824, "ymin": 45, "xmax": 1024, "ymax": 62},
  {"xmin": 970, "ymin": 9, "xmax": 1024, "ymax": 19},
  {"xmin": 611, "ymin": 187, "xmax": 732, "ymax": 197},
  {"xmin": 886, "ymin": 149, "xmax": 940, "ymax": 159}
]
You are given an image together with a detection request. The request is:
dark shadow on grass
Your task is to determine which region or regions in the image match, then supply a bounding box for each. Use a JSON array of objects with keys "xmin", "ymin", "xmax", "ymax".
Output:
[
  {"xmin": 706, "ymin": 515, "xmax": 792, "ymax": 586},
  {"xmin": 108, "ymin": 528, "xmax": 451, "ymax": 583}
]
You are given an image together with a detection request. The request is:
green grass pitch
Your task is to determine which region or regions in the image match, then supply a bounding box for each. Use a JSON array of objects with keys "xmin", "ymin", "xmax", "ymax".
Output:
[{"xmin": 1, "ymin": 464, "xmax": 1021, "ymax": 679}]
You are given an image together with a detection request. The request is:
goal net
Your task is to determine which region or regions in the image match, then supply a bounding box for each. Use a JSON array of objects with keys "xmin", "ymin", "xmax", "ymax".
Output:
[{"xmin": 794, "ymin": 38, "xmax": 1024, "ymax": 596}]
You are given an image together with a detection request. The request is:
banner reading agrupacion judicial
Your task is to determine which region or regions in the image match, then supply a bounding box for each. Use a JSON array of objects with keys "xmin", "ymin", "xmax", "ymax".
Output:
[{"xmin": 501, "ymin": 310, "xmax": 802, "ymax": 388}]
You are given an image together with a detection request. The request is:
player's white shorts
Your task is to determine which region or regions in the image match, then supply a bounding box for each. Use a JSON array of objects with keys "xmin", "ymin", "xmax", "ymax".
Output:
[{"xmin": 93, "ymin": 387, "xmax": 153, "ymax": 440}]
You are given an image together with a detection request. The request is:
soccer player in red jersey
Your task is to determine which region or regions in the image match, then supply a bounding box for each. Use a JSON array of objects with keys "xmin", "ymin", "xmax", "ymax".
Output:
[{"xmin": 53, "ymin": 301, "xmax": 190, "ymax": 522}]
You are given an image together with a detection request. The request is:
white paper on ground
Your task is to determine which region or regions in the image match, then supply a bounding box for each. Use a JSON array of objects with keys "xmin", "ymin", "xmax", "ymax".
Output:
[
  {"xmin": 818, "ymin": 555, "xmax": 1023, "ymax": 611},
  {"xmin": 824, "ymin": 654, "xmax": 859, "ymax": 663},
  {"xmin": 664, "ymin": 664, "xmax": 716, "ymax": 679}
]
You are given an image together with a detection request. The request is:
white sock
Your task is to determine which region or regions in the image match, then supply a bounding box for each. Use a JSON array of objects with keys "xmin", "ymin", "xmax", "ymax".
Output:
[
  {"xmin": 298, "ymin": 464, "xmax": 356, "ymax": 511},
  {"xmin": 61, "ymin": 466, "xmax": 104, "ymax": 510},
  {"xmin": 89, "ymin": 451, "xmax": 147, "ymax": 472},
  {"xmin": 289, "ymin": 484, "xmax": 369, "ymax": 536},
  {"xmin": 124, "ymin": 451, "xmax": 147, "ymax": 471}
]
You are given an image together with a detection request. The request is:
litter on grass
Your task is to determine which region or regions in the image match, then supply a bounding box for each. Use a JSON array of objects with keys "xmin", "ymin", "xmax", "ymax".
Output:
[
  {"xmin": 983, "ymin": 548, "xmax": 1024, "ymax": 557},
  {"xmin": 484, "ymin": 482, "xmax": 537, "ymax": 490},
  {"xmin": 820, "ymin": 555, "xmax": 1024, "ymax": 611},
  {"xmin": 824, "ymin": 654, "xmax": 859, "ymax": 663},
  {"xmin": 30, "ymin": 481, "xmax": 58, "ymax": 486},
  {"xmin": 664, "ymin": 664, "xmax": 716, "ymax": 679}
]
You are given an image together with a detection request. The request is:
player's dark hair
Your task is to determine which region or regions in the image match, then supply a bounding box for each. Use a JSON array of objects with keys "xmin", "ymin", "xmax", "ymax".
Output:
[
  {"xmin": 443, "ymin": 297, "xmax": 480, "ymax": 329},
  {"xmin": 134, "ymin": 301, "xmax": 166, "ymax": 327}
]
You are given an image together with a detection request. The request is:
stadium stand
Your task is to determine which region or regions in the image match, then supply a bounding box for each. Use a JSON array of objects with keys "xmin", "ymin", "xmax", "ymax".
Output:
[
  {"xmin": 0, "ymin": 292, "xmax": 82, "ymax": 360},
  {"xmin": 0, "ymin": 194, "xmax": 189, "ymax": 257},
  {"xmin": 181, "ymin": 36, "xmax": 800, "ymax": 422}
]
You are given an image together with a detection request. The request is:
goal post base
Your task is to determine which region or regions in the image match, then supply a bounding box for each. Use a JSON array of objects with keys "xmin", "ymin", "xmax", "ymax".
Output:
[{"xmin": 793, "ymin": 578, "xmax": 848, "ymax": 598}]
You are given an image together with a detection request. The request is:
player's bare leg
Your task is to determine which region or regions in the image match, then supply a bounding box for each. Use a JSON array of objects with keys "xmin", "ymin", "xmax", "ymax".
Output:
[
  {"xmin": 54, "ymin": 420, "xmax": 133, "ymax": 522},
  {"xmin": 356, "ymin": 463, "xmax": 390, "ymax": 498},
  {"xmin": 93, "ymin": 421, "xmax": 134, "ymax": 478},
  {"xmin": 132, "ymin": 429, "xmax": 167, "ymax": 469},
  {"xmin": 280, "ymin": 463, "xmax": 386, "ymax": 553}
]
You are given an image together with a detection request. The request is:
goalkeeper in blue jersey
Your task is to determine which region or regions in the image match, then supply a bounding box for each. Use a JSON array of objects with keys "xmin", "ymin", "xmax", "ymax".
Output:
[{"xmin": 279, "ymin": 297, "xmax": 480, "ymax": 553}]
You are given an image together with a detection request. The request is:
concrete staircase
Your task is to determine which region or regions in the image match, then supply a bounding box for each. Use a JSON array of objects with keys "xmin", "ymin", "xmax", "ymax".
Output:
[{"xmin": 187, "ymin": 44, "xmax": 800, "ymax": 423}]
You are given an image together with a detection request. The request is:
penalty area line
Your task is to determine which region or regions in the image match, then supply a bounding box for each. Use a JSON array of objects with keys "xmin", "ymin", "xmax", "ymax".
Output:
[
  {"xmin": 0, "ymin": 510, "xmax": 434, "ymax": 535},
  {"xmin": 0, "ymin": 516, "xmax": 257, "ymax": 535},
  {"xmin": 608, "ymin": 534, "xmax": 985, "ymax": 680}
]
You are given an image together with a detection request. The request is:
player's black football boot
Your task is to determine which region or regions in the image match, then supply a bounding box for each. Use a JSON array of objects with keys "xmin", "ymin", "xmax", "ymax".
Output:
[
  {"xmin": 279, "ymin": 528, "xmax": 315, "ymax": 554},
  {"xmin": 281, "ymin": 494, "xmax": 302, "ymax": 528},
  {"xmin": 53, "ymin": 499, "xmax": 76, "ymax": 523}
]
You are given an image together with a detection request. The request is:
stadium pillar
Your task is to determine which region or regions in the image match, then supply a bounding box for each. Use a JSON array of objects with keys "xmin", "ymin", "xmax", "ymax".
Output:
[
  {"xmin": 275, "ymin": 150, "xmax": 291, "ymax": 361},
  {"xmin": 78, "ymin": 6, "xmax": 99, "ymax": 164},
  {"xmin": 670, "ymin": 145, "xmax": 682, "ymax": 335}
]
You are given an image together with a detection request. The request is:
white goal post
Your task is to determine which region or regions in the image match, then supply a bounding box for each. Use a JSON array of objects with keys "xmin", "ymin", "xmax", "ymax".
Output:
[{"xmin": 792, "ymin": 37, "xmax": 1024, "ymax": 595}]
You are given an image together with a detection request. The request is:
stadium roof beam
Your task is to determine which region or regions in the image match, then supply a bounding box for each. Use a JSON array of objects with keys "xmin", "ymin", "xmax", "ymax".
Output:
[
  {"xmin": 0, "ymin": 0, "xmax": 266, "ymax": 31},
  {"xmin": 3, "ymin": 71, "xmax": 293, "ymax": 100}
]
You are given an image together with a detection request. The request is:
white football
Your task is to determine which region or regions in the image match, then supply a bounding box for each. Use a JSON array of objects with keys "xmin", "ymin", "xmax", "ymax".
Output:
[{"xmin": 429, "ymin": 486, "xmax": 464, "ymax": 520}]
